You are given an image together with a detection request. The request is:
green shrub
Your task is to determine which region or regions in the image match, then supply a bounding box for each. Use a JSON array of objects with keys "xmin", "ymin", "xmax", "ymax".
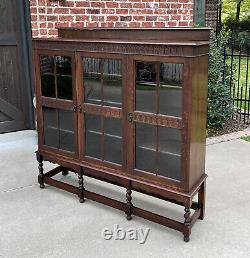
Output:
[
  {"xmin": 223, "ymin": 15, "xmax": 250, "ymax": 47},
  {"xmin": 207, "ymin": 30, "xmax": 234, "ymax": 128}
]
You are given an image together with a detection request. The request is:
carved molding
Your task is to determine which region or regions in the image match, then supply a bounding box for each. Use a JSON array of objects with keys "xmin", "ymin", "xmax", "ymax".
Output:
[
  {"xmin": 83, "ymin": 103, "xmax": 122, "ymax": 118},
  {"xmin": 133, "ymin": 112, "xmax": 183, "ymax": 129}
]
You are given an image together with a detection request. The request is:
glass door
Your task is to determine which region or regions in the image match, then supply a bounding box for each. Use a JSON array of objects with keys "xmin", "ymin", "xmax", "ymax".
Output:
[
  {"xmin": 37, "ymin": 51, "xmax": 78, "ymax": 157},
  {"xmin": 79, "ymin": 54, "xmax": 124, "ymax": 169},
  {"xmin": 132, "ymin": 59, "xmax": 184, "ymax": 185}
]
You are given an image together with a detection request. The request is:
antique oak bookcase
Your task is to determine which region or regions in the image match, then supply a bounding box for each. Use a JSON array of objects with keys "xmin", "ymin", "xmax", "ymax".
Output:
[{"xmin": 33, "ymin": 28, "xmax": 210, "ymax": 242}]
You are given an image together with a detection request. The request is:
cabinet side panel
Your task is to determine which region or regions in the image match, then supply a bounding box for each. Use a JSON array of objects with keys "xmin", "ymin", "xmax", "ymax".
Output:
[{"xmin": 189, "ymin": 55, "xmax": 208, "ymax": 190}]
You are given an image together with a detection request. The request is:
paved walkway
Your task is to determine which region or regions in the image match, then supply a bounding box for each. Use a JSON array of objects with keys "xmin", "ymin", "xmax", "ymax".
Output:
[
  {"xmin": 206, "ymin": 126, "xmax": 250, "ymax": 145},
  {"xmin": 1, "ymin": 130, "xmax": 250, "ymax": 258}
]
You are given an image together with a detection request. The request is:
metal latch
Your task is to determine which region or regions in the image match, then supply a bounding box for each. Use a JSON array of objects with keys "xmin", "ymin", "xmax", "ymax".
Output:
[{"xmin": 128, "ymin": 112, "xmax": 133, "ymax": 123}]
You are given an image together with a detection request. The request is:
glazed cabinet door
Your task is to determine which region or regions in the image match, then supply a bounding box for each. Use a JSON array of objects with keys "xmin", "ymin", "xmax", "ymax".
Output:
[
  {"xmin": 78, "ymin": 53, "xmax": 125, "ymax": 170},
  {"xmin": 35, "ymin": 50, "xmax": 78, "ymax": 157},
  {"xmin": 128, "ymin": 57, "xmax": 185, "ymax": 188}
]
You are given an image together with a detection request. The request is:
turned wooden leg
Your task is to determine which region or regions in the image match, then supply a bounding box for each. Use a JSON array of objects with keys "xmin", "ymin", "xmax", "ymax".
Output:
[
  {"xmin": 62, "ymin": 167, "xmax": 69, "ymax": 176},
  {"xmin": 36, "ymin": 152, "xmax": 45, "ymax": 189},
  {"xmin": 78, "ymin": 171, "xmax": 85, "ymax": 203},
  {"xmin": 198, "ymin": 181, "xmax": 206, "ymax": 220},
  {"xmin": 183, "ymin": 206, "xmax": 191, "ymax": 242},
  {"xmin": 125, "ymin": 183, "xmax": 132, "ymax": 221}
]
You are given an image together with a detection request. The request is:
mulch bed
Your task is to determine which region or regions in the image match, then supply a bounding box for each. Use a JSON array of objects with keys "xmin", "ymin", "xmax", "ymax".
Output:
[{"xmin": 207, "ymin": 119, "xmax": 249, "ymax": 138}]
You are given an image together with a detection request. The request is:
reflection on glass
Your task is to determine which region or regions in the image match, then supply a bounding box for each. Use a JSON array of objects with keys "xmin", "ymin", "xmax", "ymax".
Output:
[
  {"xmin": 84, "ymin": 57, "xmax": 102, "ymax": 105},
  {"xmin": 56, "ymin": 56, "xmax": 72, "ymax": 75},
  {"xmin": 43, "ymin": 107, "xmax": 75, "ymax": 153},
  {"xmin": 135, "ymin": 123, "xmax": 156, "ymax": 172},
  {"xmin": 57, "ymin": 75, "xmax": 73, "ymax": 100},
  {"xmin": 104, "ymin": 118, "xmax": 122, "ymax": 164},
  {"xmin": 158, "ymin": 127, "xmax": 181, "ymax": 180},
  {"xmin": 135, "ymin": 123, "xmax": 182, "ymax": 181},
  {"xmin": 103, "ymin": 59, "xmax": 122, "ymax": 108},
  {"xmin": 58, "ymin": 110, "xmax": 75, "ymax": 152},
  {"xmin": 40, "ymin": 56, "xmax": 56, "ymax": 98},
  {"xmin": 43, "ymin": 107, "xmax": 58, "ymax": 148},
  {"xmin": 159, "ymin": 63, "xmax": 183, "ymax": 117},
  {"xmin": 56, "ymin": 56, "xmax": 72, "ymax": 100},
  {"xmin": 136, "ymin": 61, "xmax": 157, "ymax": 113},
  {"xmin": 85, "ymin": 114, "xmax": 102, "ymax": 159}
]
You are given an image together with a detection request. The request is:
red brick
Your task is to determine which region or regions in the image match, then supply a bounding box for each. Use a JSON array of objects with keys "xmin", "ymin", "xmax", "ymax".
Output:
[
  {"xmin": 92, "ymin": 16, "xmax": 105, "ymax": 22},
  {"xmin": 91, "ymin": 2, "xmax": 105, "ymax": 8},
  {"xmin": 178, "ymin": 21, "xmax": 189, "ymax": 26},
  {"xmin": 133, "ymin": 16, "xmax": 145, "ymax": 21},
  {"xmin": 101, "ymin": 22, "xmax": 115, "ymax": 27},
  {"xmin": 120, "ymin": 16, "xmax": 132, "ymax": 22},
  {"xmin": 129, "ymin": 22, "xmax": 141, "ymax": 27},
  {"xmin": 87, "ymin": 9, "xmax": 100, "ymax": 15},
  {"xmin": 107, "ymin": 16, "xmax": 119, "ymax": 22},
  {"xmin": 76, "ymin": 2, "xmax": 90, "ymax": 7},
  {"xmin": 70, "ymin": 9, "xmax": 85, "ymax": 15},
  {"xmin": 30, "ymin": 0, "xmax": 195, "ymax": 38},
  {"xmin": 142, "ymin": 22, "xmax": 153, "ymax": 27},
  {"xmin": 106, "ymin": 2, "xmax": 119, "ymax": 8},
  {"xmin": 55, "ymin": 8, "xmax": 70, "ymax": 14},
  {"xmin": 76, "ymin": 16, "xmax": 89, "ymax": 21},
  {"xmin": 102, "ymin": 9, "xmax": 115, "ymax": 15},
  {"xmin": 146, "ymin": 16, "xmax": 157, "ymax": 21},
  {"xmin": 59, "ymin": 16, "xmax": 73, "ymax": 22},
  {"xmin": 155, "ymin": 22, "xmax": 165, "ymax": 27},
  {"xmin": 116, "ymin": 9, "xmax": 129, "ymax": 15}
]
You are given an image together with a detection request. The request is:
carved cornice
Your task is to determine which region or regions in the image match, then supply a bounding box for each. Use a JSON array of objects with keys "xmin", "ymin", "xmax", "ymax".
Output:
[{"xmin": 34, "ymin": 40, "xmax": 186, "ymax": 57}]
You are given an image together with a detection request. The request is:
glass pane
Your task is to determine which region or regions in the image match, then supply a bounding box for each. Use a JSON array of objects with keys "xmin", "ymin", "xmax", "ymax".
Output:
[
  {"xmin": 55, "ymin": 56, "xmax": 73, "ymax": 100},
  {"xmin": 159, "ymin": 63, "xmax": 183, "ymax": 117},
  {"xmin": 104, "ymin": 118, "xmax": 122, "ymax": 164},
  {"xmin": 58, "ymin": 110, "xmax": 75, "ymax": 152},
  {"xmin": 158, "ymin": 127, "xmax": 181, "ymax": 180},
  {"xmin": 103, "ymin": 59, "xmax": 122, "ymax": 108},
  {"xmin": 136, "ymin": 61, "xmax": 157, "ymax": 113},
  {"xmin": 57, "ymin": 75, "xmax": 73, "ymax": 100},
  {"xmin": 40, "ymin": 56, "xmax": 56, "ymax": 98},
  {"xmin": 135, "ymin": 123, "xmax": 156, "ymax": 173},
  {"xmin": 85, "ymin": 114, "xmax": 102, "ymax": 159},
  {"xmin": 84, "ymin": 58, "xmax": 102, "ymax": 105},
  {"xmin": 56, "ymin": 56, "xmax": 72, "ymax": 75},
  {"xmin": 43, "ymin": 107, "xmax": 59, "ymax": 148}
]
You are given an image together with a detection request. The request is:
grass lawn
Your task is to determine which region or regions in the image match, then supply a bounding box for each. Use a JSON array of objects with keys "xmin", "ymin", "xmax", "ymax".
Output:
[
  {"xmin": 226, "ymin": 54, "xmax": 250, "ymax": 111},
  {"xmin": 240, "ymin": 135, "xmax": 250, "ymax": 142}
]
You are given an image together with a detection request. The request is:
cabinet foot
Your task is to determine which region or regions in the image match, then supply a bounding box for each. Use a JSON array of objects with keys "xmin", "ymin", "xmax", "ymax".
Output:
[
  {"xmin": 125, "ymin": 184, "xmax": 132, "ymax": 221},
  {"xmin": 183, "ymin": 206, "xmax": 191, "ymax": 242},
  {"xmin": 62, "ymin": 167, "xmax": 69, "ymax": 176},
  {"xmin": 198, "ymin": 181, "xmax": 206, "ymax": 220},
  {"xmin": 78, "ymin": 170, "xmax": 85, "ymax": 203},
  {"xmin": 36, "ymin": 152, "xmax": 45, "ymax": 189}
]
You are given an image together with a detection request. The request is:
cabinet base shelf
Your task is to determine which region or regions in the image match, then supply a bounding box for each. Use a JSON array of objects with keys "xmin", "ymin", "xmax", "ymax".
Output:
[{"xmin": 37, "ymin": 157, "xmax": 205, "ymax": 242}]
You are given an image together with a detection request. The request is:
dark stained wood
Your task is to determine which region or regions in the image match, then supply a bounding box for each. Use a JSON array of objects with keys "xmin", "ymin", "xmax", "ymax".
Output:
[
  {"xmin": 132, "ymin": 206, "xmax": 184, "ymax": 232},
  {"xmin": 58, "ymin": 27, "xmax": 211, "ymax": 42},
  {"xmin": 198, "ymin": 180, "xmax": 206, "ymax": 220},
  {"xmin": 33, "ymin": 28, "xmax": 209, "ymax": 242}
]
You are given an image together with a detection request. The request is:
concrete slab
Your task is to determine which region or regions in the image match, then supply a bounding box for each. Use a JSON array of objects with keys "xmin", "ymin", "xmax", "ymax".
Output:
[{"xmin": 1, "ymin": 130, "xmax": 250, "ymax": 258}]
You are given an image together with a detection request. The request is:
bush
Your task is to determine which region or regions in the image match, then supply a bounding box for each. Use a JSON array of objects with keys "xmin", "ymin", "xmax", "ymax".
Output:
[
  {"xmin": 207, "ymin": 30, "xmax": 234, "ymax": 128},
  {"xmin": 223, "ymin": 15, "xmax": 250, "ymax": 47}
]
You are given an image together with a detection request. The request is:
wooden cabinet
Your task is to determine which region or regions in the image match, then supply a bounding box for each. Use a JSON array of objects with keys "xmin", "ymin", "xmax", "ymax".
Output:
[{"xmin": 33, "ymin": 28, "xmax": 210, "ymax": 242}]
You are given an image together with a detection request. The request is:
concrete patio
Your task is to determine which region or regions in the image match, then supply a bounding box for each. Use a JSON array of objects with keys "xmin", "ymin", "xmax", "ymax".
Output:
[{"xmin": 1, "ymin": 130, "xmax": 250, "ymax": 258}]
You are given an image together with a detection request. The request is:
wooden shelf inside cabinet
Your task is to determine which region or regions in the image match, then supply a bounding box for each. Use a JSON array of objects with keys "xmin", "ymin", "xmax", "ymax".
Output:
[{"xmin": 33, "ymin": 27, "xmax": 210, "ymax": 242}]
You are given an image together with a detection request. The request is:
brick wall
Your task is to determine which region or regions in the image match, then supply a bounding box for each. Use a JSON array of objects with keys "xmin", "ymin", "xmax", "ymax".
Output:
[{"xmin": 30, "ymin": 0, "xmax": 194, "ymax": 38}]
